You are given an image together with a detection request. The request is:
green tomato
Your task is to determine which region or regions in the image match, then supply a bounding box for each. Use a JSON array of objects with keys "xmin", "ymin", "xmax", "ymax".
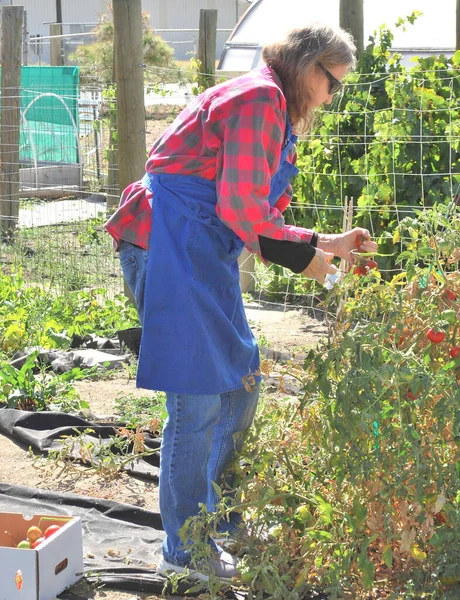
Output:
[
  {"xmin": 442, "ymin": 309, "xmax": 456, "ymax": 326},
  {"xmin": 294, "ymin": 504, "xmax": 314, "ymax": 525},
  {"xmin": 438, "ymin": 238, "xmax": 453, "ymax": 254},
  {"xmin": 17, "ymin": 540, "xmax": 31, "ymax": 549},
  {"xmin": 252, "ymin": 460, "xmax": 265, "ymax": 473},
  {"xmin": 240, "ymin": 569, "xmax": 258, "ymax": 584},
  {"xmin": 399, "ymin": 367, "xmax": 414, "ymax": 382},
  {"xmin": 262, "ymin": 485, "xmax": 275, "ymax": 499},
  {"xmin": 268, "ymin": 525, "xmax": 283, "ymax": 539}
]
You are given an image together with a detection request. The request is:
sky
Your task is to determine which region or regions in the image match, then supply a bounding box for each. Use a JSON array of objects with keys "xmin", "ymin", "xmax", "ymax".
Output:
[
  {"xmin": 364, "ymin": 0, "xmax": 456, "ymax": 48},
  {"xmin": 239, "ymin": 0, "xmax": 457, "ymax": 49}
]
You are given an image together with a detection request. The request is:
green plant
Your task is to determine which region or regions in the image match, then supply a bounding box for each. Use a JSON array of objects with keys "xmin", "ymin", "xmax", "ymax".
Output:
[
  {"xmin": 77, "ymin": 215, "xmax": 106, "ymax": 246},
  {"xmin": 36, "ymin": 426, "xmax": 159, "ymax": 480},
  {"xmin": 189, "ymin": 56, "xmax": 225, "ymax": 95},
  {"xmin": 71, "ymin": 10, "xmax": 176, "ymax": 85},
  {"xmin": 260, "ymin": 14, "xmax": 460, "ymax": 300},
  {"xmin": 0, "ymin": 352, "xmax": 88, "ymax": 412},
  {"xmin": 183, "ymin": 205, "xmax": 459, "ymax": 599},
  {"xmin": 0, "ymin": 270, "xmax": 139, "ymax": 355},
  {"xmin": 113, "ymin": 391, "xmax": 166, "ymax": 430}
]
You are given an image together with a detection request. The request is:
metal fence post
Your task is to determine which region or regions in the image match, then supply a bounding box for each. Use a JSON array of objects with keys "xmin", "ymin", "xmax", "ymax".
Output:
[{"xmin": 22, "ymin": 9, "xmax": 28, "ymax": 66}]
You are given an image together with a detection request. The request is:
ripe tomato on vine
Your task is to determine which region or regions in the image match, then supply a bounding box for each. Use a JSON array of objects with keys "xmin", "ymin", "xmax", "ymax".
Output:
[
  {"xmin": 426, "ymin": 329, "xmax": 446, "ymax": 344},
  {"xmin": 449, "ymin": 346, "xmax": 460, "ymax": 359}
]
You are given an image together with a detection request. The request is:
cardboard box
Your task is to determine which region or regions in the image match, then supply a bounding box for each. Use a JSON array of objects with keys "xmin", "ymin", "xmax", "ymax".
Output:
[{"xmin": 0, "ymin": 513, "xmax": 84, "ymax": 600}]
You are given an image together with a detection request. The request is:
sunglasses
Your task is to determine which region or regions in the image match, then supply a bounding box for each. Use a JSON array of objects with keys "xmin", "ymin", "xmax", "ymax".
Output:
[{"xmin": 317, "ymin": 62, "xmax": 343, "ymax": 95}]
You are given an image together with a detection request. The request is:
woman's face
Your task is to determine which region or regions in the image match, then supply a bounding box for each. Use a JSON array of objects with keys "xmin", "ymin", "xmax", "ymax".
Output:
[{"xmin": 308, "ymin": 62, "xmax": 349, "ymax": 108}]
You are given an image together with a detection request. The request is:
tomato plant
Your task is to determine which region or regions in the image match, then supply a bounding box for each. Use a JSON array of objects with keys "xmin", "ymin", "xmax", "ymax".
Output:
[{"xmin": 185, "ymin": 205, "xmax": 460, "ymax": 600}]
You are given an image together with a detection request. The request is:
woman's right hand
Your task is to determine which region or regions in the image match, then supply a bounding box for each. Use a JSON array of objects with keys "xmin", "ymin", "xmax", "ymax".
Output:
[{"xmin": 301, "ymin": 248, "xmax": 337, "ymax": 285}]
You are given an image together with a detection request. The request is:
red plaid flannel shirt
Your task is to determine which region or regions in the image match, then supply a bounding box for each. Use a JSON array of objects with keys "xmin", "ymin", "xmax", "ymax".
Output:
[{"xmin": 104, "ymin": 65, "xmax": 314, "ymax": 255}]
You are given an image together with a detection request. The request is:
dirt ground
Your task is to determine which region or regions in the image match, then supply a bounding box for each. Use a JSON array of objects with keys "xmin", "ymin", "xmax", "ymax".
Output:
[{"xmin": 0, "ymin": 305, "xmax": 326, "ymax": 600}]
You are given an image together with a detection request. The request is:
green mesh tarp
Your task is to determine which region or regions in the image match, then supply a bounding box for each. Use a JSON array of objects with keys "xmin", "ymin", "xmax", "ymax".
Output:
[{"xmin": 16, "ymin": 66, "xmax": 80, "ymax": 164}]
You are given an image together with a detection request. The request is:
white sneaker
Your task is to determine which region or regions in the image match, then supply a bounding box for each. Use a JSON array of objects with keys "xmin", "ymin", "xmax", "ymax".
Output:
[
  {"xmin": 157, "ymin": 550, "xmax": 239, "ymax": 582},
  {"xmin": 213, "ymin": 524, "xmax": 250, "ymax": 548}
]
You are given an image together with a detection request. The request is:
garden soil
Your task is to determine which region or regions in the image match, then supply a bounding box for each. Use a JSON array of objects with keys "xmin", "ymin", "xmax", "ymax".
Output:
[{"xmin": 0, "ymin": 306, "xmax": 327, "ymax": 600}]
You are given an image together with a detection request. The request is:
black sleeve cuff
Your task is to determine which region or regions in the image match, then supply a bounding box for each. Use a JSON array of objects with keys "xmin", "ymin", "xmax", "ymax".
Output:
[{"xmin": 259, "ymin": 235, "xmax": 316, "ymax": 273}]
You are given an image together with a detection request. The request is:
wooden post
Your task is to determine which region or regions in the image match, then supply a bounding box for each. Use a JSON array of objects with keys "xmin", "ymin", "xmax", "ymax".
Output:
[
  {"xmin": 50, "ymin": 23, "xmax": 63, "ymax": 66},
  {"xmin": 113, "ymin": 0, "xmax": 146, "ymax": 304},
  {"xmin": 339, "ymin": 0, "xmax": 364, "ymax": 55},
  {"xmin": 0, "ymin": 6, "xmax": 23, "ymax": 242},
  {"xmin": 198, "ymin": 9, "xmax": 218, "ymax": 89},
  {"xmin": 113, "ymin": 0, "xmax": 146, "ymax": 195},
  {"xmin": 457, "ymin": 0, "xmax": 460, "ymax": 50}
]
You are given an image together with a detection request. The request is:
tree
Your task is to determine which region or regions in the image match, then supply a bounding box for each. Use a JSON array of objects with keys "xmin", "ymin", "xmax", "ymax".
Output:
[{"xmin": 71, "ymin": 9, "xmax": 177, "ymax": 85}]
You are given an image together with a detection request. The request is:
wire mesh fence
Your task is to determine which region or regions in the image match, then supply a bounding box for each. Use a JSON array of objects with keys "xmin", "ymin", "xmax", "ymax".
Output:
[{"xmin": 1, "ymin": 60, "xmax": 459, "ymax": 310}]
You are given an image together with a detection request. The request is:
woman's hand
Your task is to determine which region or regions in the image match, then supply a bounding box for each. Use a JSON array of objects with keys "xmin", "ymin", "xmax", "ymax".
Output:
[
  {"xmin": 317, "ymin": 228, "xmax": 378, "ymax": 263},
  {"xmin": 301, "ymin": 248, "xmax": 337, "ymax": 285}
]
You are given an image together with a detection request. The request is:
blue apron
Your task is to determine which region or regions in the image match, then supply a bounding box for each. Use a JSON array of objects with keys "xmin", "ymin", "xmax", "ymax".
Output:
[{"xmin": 137, "ymin": 121, "xmax": 299, "ymax": 395}]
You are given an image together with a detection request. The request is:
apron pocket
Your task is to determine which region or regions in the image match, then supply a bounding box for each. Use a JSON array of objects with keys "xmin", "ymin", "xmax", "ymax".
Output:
[{"xmin": 187, "ymin": 220, "xmax": 243, "ymax": 286}]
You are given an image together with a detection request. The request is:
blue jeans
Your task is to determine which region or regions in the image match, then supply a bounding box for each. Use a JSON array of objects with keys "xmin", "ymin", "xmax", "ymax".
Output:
[
  {"xmin": 118, "ymin": 240, "xmax": 260, "ymax": 565},
  {"xmin": 119, "ymin": 240, "xmax": 149, "ymax": 323},
  {"xmin": 161, "ymin": 386, "xmax": 259, "ymax": 565}
]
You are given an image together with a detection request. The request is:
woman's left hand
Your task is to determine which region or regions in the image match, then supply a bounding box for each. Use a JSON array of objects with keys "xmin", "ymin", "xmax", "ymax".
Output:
[{"xmin": 317, "ymin": 228, "xmax": 378, "ymax": 263}]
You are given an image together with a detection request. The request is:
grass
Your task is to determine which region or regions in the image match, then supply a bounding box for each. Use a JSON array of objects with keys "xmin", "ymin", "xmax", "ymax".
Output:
[
  {"xmin": 113, "ymin": 391, "xmax": 167, "ymax": 430},
  {"xmin": 0, "ymin": 215, "xmax": 124, "ymax": 296}
]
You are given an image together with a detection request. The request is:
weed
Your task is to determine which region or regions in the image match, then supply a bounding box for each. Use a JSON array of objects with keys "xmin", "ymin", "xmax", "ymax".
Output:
[
  {"xmin": 0, "ymin": 352, "xmax": 89, "ymax": 412},
  {"xmin": 34, "ymin": 425, "xmax": 159, "ymax": 481},
  {"xmin": 114, "ymin": 392, "xmax": 166, "ymax": 430}
]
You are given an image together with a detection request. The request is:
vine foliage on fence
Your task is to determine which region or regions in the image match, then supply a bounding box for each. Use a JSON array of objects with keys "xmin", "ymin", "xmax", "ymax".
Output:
[{"xmin": 289, "ymin": 16, "xmax": 460, "ymax": 275}]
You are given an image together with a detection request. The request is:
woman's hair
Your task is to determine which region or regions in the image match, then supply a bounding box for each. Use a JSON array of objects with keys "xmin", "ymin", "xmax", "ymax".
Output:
[{"xmin": 262, "ymin": 23, "xmax": 357, "ymax": 134}]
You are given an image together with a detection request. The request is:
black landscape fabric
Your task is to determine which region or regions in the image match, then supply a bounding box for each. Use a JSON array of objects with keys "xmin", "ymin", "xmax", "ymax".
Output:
[
  {"xmin": 0, "ymin": 408, "xmax": 160, "ymax": 480},
  {"xmin": 0, "ymin": 484, "xmax": 247, "ymax": 597},
  {"xmin": 0, "ymin": 483, "xmax": 168, "ymax": 593},
  {"xmin": 0, "ymin": 410, "xmax": 326, "ymax": 598}
]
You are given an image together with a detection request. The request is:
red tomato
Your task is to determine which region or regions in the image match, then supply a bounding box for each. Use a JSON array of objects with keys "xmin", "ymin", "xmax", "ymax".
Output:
[
  {"xmin": 450, "ymin": 346, "xmax": 460, "ymax": 359},
  {"xmin": 365, "ymin": 259, "xmax": 378, "ymax": 270},
  {"xmin": 443, "ymin": 289, "xmax": 456, "ymax": 301},
  {"xmin": 44, "ymin": 525, "xmax": 61, "ymax": 538},
  {"xmin": 353, "ymin": 265, "xmax": 367, "ymax": 276},
  {"xmin": 434, "ymin": 512, "xmax": 447, "ymax": 525},
  {"xmin": 31, "ymin": 537, "xmax": 45, "ymax": 549},
  {"xmin": 356, "ymin": 234, "xmax": 366, "ymax": 249},
  {"xmin": 426, "ymin": 328, "xmax": 446, "ymax": 344},
  {"xmin": 407, "ymin": 391, "xmax": 417, "ymax": 401}
]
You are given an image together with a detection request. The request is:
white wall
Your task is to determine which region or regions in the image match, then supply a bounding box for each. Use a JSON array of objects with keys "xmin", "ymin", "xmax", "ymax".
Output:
[
  {"xmin": 0, "ymin": 0, "xmax": 241, "ymax": 62},
  {"xmin": 3, "ymin": 0, "xmax": 240, "ymax": 61},
  {"xmin": 142, "ymin": 0, "xmax": 238, "ymax": 59}
]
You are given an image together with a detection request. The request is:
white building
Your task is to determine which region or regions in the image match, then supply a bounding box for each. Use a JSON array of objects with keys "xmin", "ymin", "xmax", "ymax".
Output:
[{"xmin": 0, "ymin": 0, "xmax": 253, "ymax": 62}]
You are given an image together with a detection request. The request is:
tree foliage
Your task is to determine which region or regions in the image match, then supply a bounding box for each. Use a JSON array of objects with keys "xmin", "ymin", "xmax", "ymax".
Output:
[{"xmin": 71, "ymin": 9, "xmax": 177, "ymax": 84}]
